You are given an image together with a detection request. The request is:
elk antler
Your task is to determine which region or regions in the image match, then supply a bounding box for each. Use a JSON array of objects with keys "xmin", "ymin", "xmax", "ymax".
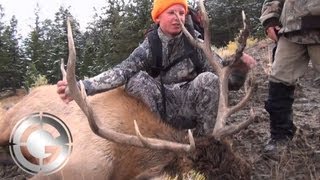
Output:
[
  {"xmin": 61, "ymin": 17, "xmax": 195, "ymax": 153},
  {"xmin": 177, "ymin": 0, "xmax": 256, "ymax": 140}
]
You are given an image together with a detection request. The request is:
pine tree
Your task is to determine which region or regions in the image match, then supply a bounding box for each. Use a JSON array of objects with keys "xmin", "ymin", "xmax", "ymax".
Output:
[
  {"xmin": 81, "ymin": 0, "xmax": 153, "ymax": 78},
  {"xmin": 205, "ymin": 0, "xmax": 264, "ymax": 47},
  {"xmin": 44, "ymin": 6, "xmax": 82, "ymax": 83},
  {"xmin": 0, "ymin": 13, "xmax": 23, "ymax": 91}
]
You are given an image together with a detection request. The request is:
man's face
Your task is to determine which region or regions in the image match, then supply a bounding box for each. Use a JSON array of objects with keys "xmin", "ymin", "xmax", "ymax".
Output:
[{"xmin": 156, "ymin": 4, "xmax": 186, "ymax": 37}]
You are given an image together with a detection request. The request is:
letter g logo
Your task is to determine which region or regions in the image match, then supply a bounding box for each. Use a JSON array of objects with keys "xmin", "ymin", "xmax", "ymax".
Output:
[{"xmin": 9, "ymin": 112, "xmax": 73, "ymax": 175}]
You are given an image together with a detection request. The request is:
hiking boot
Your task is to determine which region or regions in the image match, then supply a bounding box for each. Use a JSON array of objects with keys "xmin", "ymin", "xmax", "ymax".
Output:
[{"xmin": 263, "ymin": 138, "xmax": 289, "ymax": 160}]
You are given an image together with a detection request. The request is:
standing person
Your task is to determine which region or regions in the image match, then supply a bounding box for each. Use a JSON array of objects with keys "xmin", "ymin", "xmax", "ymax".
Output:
[
  {"xmin": 260, "ymin": 0, "xmax": 320, "ymax": 153},
  {"xmin": 57, "ymin": 0, "xmax": 256, "ymax": 136}
]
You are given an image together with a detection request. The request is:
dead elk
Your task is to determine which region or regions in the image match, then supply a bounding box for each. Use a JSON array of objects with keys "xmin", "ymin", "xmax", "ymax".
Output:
[
  {"xmin": 0, "ymin": 85, "xmax": 251, "ymax": 179},
  {"xmin": 0, "ymin": 0, "xmax": 255, "ymax": 179}
]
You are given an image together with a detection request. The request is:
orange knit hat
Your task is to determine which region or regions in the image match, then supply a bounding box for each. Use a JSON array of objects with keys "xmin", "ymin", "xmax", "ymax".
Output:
[{"xmin": 151, "ymin": 0, "xmax": 188, "ymax": 22}]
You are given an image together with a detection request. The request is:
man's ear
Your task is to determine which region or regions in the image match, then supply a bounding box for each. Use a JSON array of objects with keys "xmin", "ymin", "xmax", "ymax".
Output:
[{"xmin": 155, "ymin": 17, "xmax": 160, "ymax": 24}]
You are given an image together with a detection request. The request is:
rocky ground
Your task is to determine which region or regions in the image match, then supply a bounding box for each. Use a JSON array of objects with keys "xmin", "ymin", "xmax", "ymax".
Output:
[{"xmin": 0, "ymin": 39, "xmax": 319, "ymax": 179}]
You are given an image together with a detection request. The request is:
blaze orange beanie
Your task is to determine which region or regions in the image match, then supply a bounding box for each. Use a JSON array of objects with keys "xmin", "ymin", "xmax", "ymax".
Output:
[{"xmin": 151, "ymin": 0, "xmax": 188, "ymax": 22}]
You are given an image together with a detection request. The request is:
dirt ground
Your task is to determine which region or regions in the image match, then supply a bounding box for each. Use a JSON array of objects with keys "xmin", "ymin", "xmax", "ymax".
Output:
[
  {"xmin": 232, "ymin": 39, "xmax": 320, "ymax": 180},
  {"xmin": 0, "ymin": 39, "xmax": 319, "ymax": 179}
]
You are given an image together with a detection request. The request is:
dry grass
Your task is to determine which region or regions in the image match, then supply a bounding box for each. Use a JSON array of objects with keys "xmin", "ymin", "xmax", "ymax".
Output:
[
  {"xmin": 216, "ymin": 37, "xmax": 258, "ymax": 59},
  {"xmin": 31, "ymin": 74, "xmax": 48, "ymax": 87},
  {"xmin": 158, "ymin": 171, "xmax": 205, "ymax": 180}
]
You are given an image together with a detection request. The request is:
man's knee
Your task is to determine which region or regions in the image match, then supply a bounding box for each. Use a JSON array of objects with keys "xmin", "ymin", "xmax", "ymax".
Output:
[
  {"xmin": 125, "ymin": 71, "xmax": 162, "ymax": 106},
  {"xmin": 128, "ymin": 71, "xmax": 150, "ymax": 84},
  {"xmin": 192, "ymin": 72, "xmax": 220, "ymax": 119},
  {"xmin": 194, "ymin": 72, "xmax": 219, "ymax": 87}
]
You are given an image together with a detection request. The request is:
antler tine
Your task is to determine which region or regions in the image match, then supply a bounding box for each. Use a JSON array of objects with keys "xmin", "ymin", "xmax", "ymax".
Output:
[
  {"xmin": 134, "ymin": 120, "xmax": 195, "ymax": 152},
  {"xmin": 65, "ymin": 17, "xmax": 100, "ymax": 133},
  {"xmin": 60, "ymin": 59, "xmax": 67, "ymax": 81},
  {"xmin": 64, "ymin": 17, "xmax": 195, "ymax": 153},
  {"xmin": 175, "ymin": 0, "xmax": 222, "ymax": 74},
  {"xmin": 229, "ymin": 73, "xmax": 256, "ymax": 116},
  {"xmin": 212, "ymin": 75, "xmax": 256, "ymax": 139},
  {"xmin": 233, "ymin": 10, "xmax": 250, "ymax": 64},
  {"xmin": 198, "ymin": 0, "xmax": 211, "ymax": 50},
  {"xmin": 176, "ymin": 11, "xmax": 203, "ymax": 50},
  {"xmin": 215, "ymin": 108, "xmax": 257, "ymax": 139}
]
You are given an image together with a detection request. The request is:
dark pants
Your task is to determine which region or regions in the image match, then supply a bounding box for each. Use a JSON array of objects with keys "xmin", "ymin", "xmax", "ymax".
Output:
[{"xmin": 265, "ymin": 82, "xmax": 296, "ymax": 140}]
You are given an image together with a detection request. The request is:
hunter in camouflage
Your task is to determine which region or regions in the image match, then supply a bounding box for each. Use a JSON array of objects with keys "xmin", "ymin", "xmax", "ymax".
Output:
[
  {"xmin": 260, "ymin": 0, "xmax": 320, "ymax": 44},
  {"xmin": 260, "ymin": 0, "xmax": 320, "ymax": 155},
  {"xmin": 57, "ymin": 0, "xmax": 256, "ymax": 136},
  {"xmin": 81, "ymin": 26, "xmax": 250, "ymax": 135}
]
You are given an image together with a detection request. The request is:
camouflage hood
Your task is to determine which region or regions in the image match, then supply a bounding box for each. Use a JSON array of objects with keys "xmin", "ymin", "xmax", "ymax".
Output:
[{"xmin": 260, "ymin": 0, "xmax": 320, "ymax": 33}]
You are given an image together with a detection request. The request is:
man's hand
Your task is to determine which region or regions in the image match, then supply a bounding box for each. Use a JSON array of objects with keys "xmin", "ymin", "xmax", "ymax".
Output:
[
  {"xmin": 240, "ymin": 53, "xmax": 257, "ymax": 70},
  {"xmin": 228, "ymin": 53, "xmax": 256, "ymax": 91},
  {"xmin": 229, "ymin": 52, "xmax": 256, "ymax": 74},
  {"xmin": 266, "ymin": 26, "xmax": 281, "ymax": 42},
  {"xmin": 57, "ymin": 80, "xmax": 73, "ymax": 104}
]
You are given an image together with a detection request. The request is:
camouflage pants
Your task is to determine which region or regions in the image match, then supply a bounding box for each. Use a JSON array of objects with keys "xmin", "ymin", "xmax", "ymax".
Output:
[{"xmin": 125, "ymin": 71, "xmax": 219, "ymax": 135}]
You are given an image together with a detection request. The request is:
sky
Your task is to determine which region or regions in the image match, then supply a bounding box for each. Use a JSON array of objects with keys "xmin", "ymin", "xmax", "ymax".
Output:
[{"xmin": 0, "ymin": 0, "xmax": 107, "ymax": 37}]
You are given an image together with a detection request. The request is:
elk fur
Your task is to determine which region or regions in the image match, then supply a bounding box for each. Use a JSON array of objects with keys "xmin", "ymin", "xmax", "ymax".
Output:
[{"xmin": 0, "ymin": 85, "xmax": 250, "ymax": 179}]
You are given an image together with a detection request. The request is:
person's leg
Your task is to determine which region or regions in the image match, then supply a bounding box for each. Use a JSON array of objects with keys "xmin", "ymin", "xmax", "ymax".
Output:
[
  {"xmin": 166, "ymin": 72, "xmax": 219, "ymax": 135},
  {"xmin": 265, "ymin": 36, "xmax": 310, "ymax": 153},
  {"xmin": 190, "ymin": 72, "xmax": 220, "ymax": 135},
  {"xmin": 125, "ymin": 71, "xmax": 164, "ymax": 118},
  {"xmin": 265, "ymin": 82, "xmax": 296, "ymax": 140},
  {"xmin": 125, "ymin": 71, "xmax": 198, "ymax": 129},
  {"xmin": 126, "ymin": 71, "xmax": 220, "ymax": 134}
]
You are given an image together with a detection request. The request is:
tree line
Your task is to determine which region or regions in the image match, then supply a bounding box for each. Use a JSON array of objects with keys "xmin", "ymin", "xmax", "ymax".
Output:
[{"xmin": 0, "ymin": 0, "xmax": 264, "ymax": 92}]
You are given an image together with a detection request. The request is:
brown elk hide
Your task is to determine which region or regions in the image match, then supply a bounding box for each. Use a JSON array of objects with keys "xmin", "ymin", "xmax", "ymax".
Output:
[{"xmin": 0, "ymin": 85, "xmax": 183, "ymax": 179}]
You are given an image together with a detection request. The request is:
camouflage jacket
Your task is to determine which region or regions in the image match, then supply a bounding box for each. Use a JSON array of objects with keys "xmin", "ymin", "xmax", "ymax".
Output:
[
  {"xmin": 260, "ymin": 0, "xmax": 320, "ymax": 43},
  {"xmin": 82, "ymin": 28, "xmax": 245, "ymax": 95}
]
